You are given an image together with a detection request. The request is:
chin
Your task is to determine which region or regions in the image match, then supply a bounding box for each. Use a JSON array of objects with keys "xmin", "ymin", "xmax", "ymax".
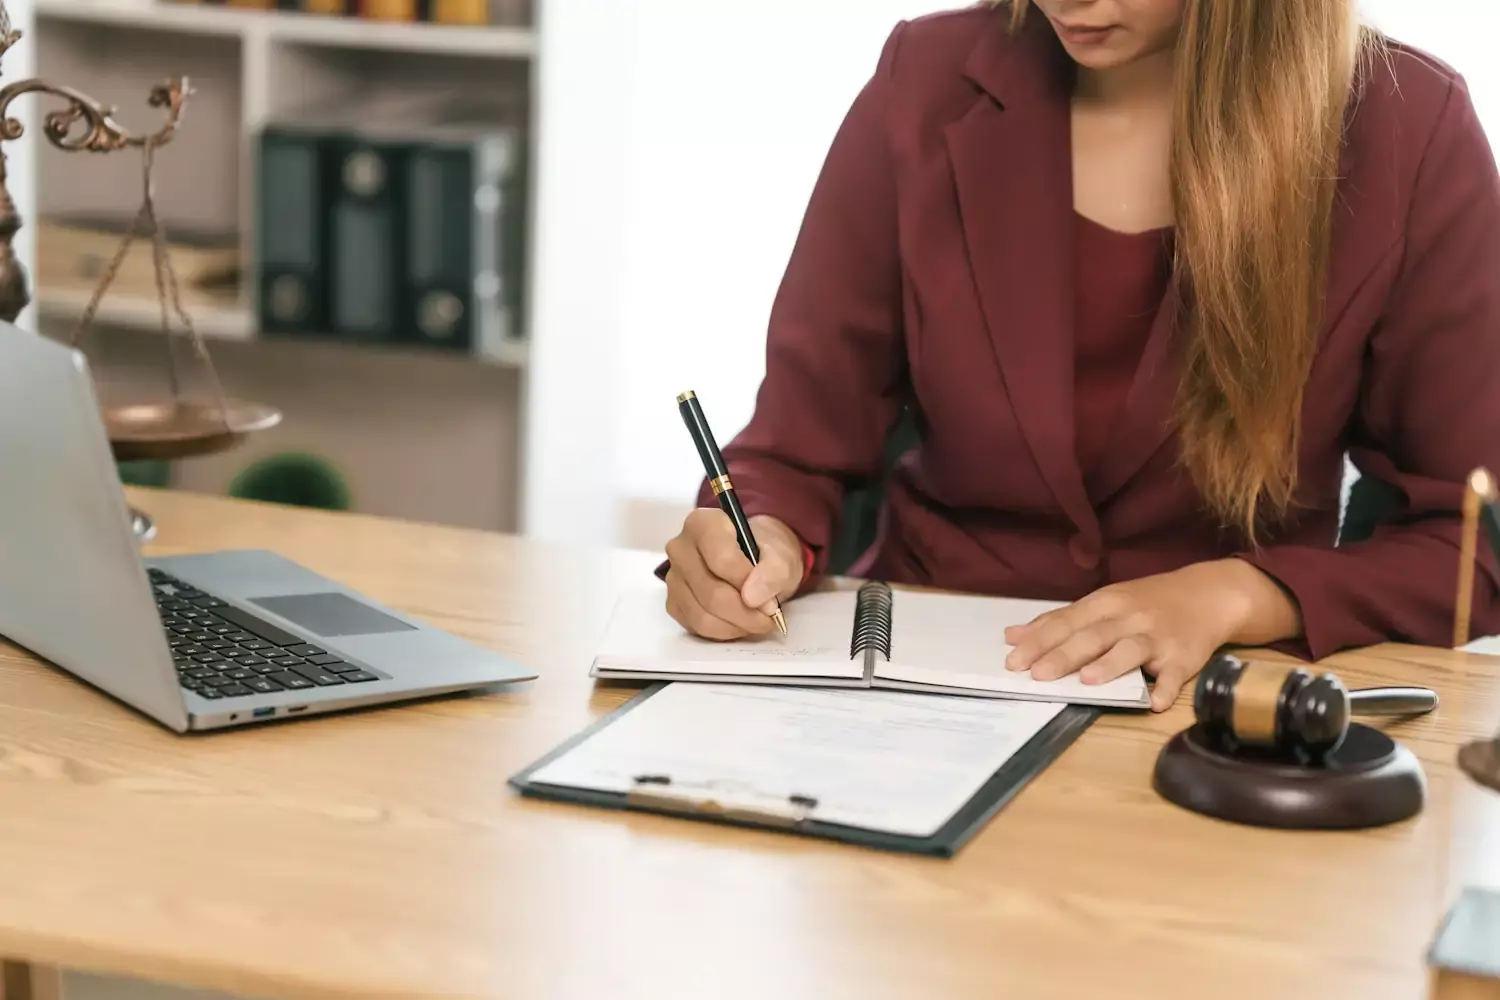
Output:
[{"xmin": 1060, "ymin": 43, "xmax": 1142, "ymax": 71}]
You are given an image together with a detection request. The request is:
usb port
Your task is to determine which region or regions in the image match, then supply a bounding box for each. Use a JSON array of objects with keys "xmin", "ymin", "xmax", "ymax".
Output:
[
  {"xmin": 252, "ymin": 707, "xmax": 276, "ymax": 719},
  {"xmin": 286, "ymin": 705, "xmax": 308, "ymax": 714}
]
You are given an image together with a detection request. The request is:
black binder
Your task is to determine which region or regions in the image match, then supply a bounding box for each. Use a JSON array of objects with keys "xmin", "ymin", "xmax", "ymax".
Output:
[
  {"xmin": 510, "ymin": 684, "xmax": 1099, "ymax": 858},
  {"xmin": 403, "ymin": 124, "xmax": 526, "ymax": 354},
  {"xmin": 256, "ymin": 128, "xmax": 328, "ymax": 336},
  {"xmin": 326, "ymin": 134, "xmax": 406, "ymax": 345}
]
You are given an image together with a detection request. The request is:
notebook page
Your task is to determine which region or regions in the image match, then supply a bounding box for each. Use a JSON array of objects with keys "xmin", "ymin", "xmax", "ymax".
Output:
[
  {"xmin": 873, "ymin": 589, "xmax": 1149, "ymax": 706},
  {"xmin": 527, "ymin": 683, "xmax": 1066, "ymax": 838},
  {"xmin": 592, "ymin": 588, "xmax": 864, "ymax": 679}
]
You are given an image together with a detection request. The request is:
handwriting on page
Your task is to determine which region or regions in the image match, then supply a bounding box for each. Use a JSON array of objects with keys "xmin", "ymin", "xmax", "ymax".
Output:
[{"xmin": 737, "ymin": 645, "xmax": 842, "ymax": 659}]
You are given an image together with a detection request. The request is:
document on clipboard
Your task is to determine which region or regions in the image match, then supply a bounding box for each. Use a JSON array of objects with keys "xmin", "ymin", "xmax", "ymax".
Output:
[{"xmin": 510, "ymin": 683, "xmax": 1098, "ymax": 855}]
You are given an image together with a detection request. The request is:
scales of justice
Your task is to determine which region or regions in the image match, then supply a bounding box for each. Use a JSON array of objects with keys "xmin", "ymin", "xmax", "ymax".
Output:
[{"xmin": 0, "ymin": 1, "xmax": 279, "ymax": 540}]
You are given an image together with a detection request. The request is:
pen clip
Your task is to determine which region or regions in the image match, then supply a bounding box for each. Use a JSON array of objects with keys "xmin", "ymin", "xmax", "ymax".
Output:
[{"xmin": 627, "ymin": 775, "xmax": 818, "ymax": 828}]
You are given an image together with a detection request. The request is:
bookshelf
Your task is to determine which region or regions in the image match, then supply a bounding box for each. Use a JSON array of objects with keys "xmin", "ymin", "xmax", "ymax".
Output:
[
  {"xmin": 36, "ymin": 0, "xmax": 536, "ymax": 56},
  {"xmin": 30, "ymin": 0, "xmax": 537, "ymax": 532}
]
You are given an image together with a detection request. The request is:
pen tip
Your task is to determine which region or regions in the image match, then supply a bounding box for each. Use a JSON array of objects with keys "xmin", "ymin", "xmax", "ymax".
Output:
[{"xmin": 773, "ymin": 609, "xmax": 788, "ymax": 635}]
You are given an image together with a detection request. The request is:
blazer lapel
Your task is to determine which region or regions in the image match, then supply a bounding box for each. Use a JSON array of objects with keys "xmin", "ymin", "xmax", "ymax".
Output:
[{"xmin": 945, "ymin": 19, "xmax": 1099, "ymax": 539}]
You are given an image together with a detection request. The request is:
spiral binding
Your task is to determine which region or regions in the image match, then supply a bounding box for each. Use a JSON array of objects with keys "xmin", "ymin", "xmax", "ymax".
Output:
[{"xmin": 850, "ymin": 581, "xmax": 894, "ymax": 661}]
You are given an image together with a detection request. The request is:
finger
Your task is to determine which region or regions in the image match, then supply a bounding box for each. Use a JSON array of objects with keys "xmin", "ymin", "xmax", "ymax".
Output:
[
  {"xmin": 1079, "ymin": 635, "xmax": 1152, "ymax": 685},
  {"xmin": 1006, "ymin": 599, "xmax": 1116, "ymax": 671},
  {"xmin": 742, "ymin": 559, "xmax": 798, "ymax": 613},
  {"xmin": 666, "ymin": 536, "xmax": 773, "ymax": 635},
  {"xmin": 665, "ymin": 570, "xmax": 748, "ymax": 641},
  {"xmin": 691, "ymin": 512, "xmax": 756, "ymax": 589},
  {"xmin": 1003, "ymin": 608, "xmax": 1057, "ymax": 644},
  {"xmin": 1149, "ymin": 665, "xmax": 1192, "ymax": 713},
  {"xmin": 1029, "ymin": 619, "xmax": 1133, "ymax": 681}
]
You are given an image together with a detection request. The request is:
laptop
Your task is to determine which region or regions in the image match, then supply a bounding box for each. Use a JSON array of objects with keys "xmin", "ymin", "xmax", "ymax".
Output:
[{"xmin": 0, "ymin": 321, "xmax": 537, "ymax": 732}]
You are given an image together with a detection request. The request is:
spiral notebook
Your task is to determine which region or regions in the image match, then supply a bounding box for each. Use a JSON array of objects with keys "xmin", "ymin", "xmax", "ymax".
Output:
[{"xmin": 590, "ymin": 582, "xmax": 1151, "ymax": 710}]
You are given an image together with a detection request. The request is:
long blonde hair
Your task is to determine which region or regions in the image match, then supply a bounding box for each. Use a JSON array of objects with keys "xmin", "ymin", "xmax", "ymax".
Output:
[{"xmin": 1003, "ymin": 0, "xmax": 1372, "ymax": 538}]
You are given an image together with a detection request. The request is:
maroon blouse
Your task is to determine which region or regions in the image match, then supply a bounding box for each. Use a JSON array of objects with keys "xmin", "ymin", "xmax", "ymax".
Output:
[{"xmin": 1072, "ymin": 213, "xmax": 1175, "ymax": 482}]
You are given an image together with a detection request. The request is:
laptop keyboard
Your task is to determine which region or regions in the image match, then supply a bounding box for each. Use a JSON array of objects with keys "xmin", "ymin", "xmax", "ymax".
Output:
[{"xmin": 148, "ymin": 568, "xmax": 385, "ymax": 701}]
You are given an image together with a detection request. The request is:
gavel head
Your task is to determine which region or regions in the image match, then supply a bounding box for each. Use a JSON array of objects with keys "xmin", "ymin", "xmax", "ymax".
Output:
[{"xmin": 1193, "ymin": 654, "xmax": 1351, "ymax": 764}]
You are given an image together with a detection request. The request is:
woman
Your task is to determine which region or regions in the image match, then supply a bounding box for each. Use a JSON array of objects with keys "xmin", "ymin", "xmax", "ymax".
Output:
[{"xmin": 661, "ymin": 0, "xmax": 1500, "ymax": 710}]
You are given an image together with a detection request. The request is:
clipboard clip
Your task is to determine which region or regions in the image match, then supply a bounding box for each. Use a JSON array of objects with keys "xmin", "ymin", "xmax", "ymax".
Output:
[{"xmin": 627, "ymin": 775, "xmax": 819, "ymax": 828}]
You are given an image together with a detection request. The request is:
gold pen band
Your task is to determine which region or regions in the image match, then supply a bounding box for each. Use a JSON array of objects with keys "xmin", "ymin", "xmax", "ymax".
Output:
[
  {"xmin": 710, "ymin": 474, "xmax": 734, "ymax": 496},
  {"xmin": 676, "ymin": 390, "xmax": 696, "ymax": 404}
]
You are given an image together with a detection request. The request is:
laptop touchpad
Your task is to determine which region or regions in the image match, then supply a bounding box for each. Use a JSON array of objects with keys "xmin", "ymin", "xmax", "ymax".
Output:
[{"xmin": 250, "ymin": 593, "xmax": 417, "ymax": 638}]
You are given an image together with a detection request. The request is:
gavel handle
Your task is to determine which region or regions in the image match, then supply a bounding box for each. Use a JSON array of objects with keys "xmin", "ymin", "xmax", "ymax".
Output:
[{"xmin": 1349, "ymin": 687, "xmax": 1439, "ymax": 716}]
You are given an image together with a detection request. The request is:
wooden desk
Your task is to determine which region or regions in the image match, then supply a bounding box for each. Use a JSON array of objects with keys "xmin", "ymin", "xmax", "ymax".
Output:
[{"xmin": 0, "ymin": 488, "xmax": 1496, "ymax": 1000}]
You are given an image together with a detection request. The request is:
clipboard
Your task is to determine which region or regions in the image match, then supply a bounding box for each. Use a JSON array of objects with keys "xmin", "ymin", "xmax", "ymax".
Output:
[{"xmin": 508, "ymin": 684, "xmax": 1100, "ymax": 858}]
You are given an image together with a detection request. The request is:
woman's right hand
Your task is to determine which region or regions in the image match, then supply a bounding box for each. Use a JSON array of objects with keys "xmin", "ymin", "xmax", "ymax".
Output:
[{"xmin": 664, "ymin": 509, "xmax": 805, "ymax": 640}]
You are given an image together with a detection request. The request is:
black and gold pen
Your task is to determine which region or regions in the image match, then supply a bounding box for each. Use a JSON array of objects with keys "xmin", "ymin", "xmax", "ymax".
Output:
[{"xmin": 677, "ymin": 390, "xmax": 788, "ymax": 635}]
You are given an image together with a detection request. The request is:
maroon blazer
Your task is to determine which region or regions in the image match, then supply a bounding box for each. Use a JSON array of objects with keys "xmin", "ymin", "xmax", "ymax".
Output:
[{"xmin": 712, "ymin": 7, "xmax": 1500, "ymax": 660}]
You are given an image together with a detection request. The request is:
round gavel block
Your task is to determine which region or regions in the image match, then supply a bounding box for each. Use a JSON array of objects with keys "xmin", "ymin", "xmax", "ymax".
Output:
[
  {"xmin": 1459, "ymin": 739, "xmax": 1500, "ymax": 794},
  {"xmin": 1153, "ymin": 723, "xmax": 1426, "ymax": 829}
]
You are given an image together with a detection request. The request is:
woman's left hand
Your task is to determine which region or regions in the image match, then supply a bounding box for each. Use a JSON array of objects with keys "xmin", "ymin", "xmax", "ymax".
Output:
[{"xmin": 1003, "ymin": 559, "xmax": 1303, "ymax": 712}]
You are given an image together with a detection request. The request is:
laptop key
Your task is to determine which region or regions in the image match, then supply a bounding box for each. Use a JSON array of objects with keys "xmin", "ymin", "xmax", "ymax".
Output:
[
  {"xmin": 322, "ymin": 662, "xmax": 360, "ymax": 674},
  {"xmin": 252, "ymin": 663, "xmax": 282, "ymax": 675},
  {"xmin": 207, "ymin": 624, "xmax": 237, "ymax": 636},
  {"xmin": 191, "ymin": 597, "xmax": 228, "ymax": 609},
  {"xmin": 187, "ymin": 632, "xmax": 214, "ymax": 643},
  {"xmin": 290, "ymin": 666, "xmax": 344, "ymax": 686},
  {"xmin": 270, "ymin": 655, "xmax": 306, "ymax": 668},
  {"xmin": 243, "ymin": 677, "xmax": 282, "ymax": 694},
  {"xmin": 184, "ymin": 668, "xmax": 215, "ymax": 680},
  {"xmin": 205, "ymin": 676, "xmax": 238, "ymax": 688},
  {"xmin": 217, "ymin": 684, "xmax": 254, "ymax": 697},
  {"xmin": 305, "ymin": 653, "xmax": 345, "ymax": 666},
  {"xmin": 192, "ymin": 687, "xmax": 224, "ymax": 699},
  {"xmin": 204, "ymin": 640, "xmax": 235, "ymax": 651},
  {"xmin": 238, "ymin": 639, "xmax": 273, "ymax": 652},
  {"xmin": 339, "ymin": 671, "xmax": 379, "ymax": 683},
  {"xmin": 193, "ymin": 652, "xmax": 226, "ymax": 664},
  {"xmin": 234, "ymin": 655, "xmax": 269, "ymax": 667},
  {"xmin": 224, "ymin": 668, "xmax": 256, "ymax": 681},
  {"xmin": 265, "ymin": 671, "xmax": 315, "ymax": 690},
  {"xmin": 286, "ymin": 644, "xmax": 327, "ymax": 658},
  {"xmin": 212, "ymin": 606, "xmax": 304, "ymax": 647},
  {"xmin": 223, "ymin": 632, "xmax": 256, "ymax": 644}
]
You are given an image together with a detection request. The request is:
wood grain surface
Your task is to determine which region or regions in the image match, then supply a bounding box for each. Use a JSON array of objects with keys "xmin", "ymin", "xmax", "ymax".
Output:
[{"xmin": 0, "ymin": 488, "xmax": 1494, "ymax": 1000}]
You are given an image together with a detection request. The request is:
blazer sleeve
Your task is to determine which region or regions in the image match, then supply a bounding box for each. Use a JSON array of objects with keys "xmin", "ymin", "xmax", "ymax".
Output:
[
  {"xmin": 1242, "ymin": 77, "xmax": 1500, "ymax": 659},
  {"xmin": 697, "ymin": 22, "xmax": 912, "ymax": 580}
]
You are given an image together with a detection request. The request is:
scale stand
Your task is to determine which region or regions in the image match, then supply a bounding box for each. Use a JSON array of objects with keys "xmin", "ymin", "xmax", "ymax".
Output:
[{"xmin": 0, "ymin": 11, "xmax": 281, "ymax": 541}]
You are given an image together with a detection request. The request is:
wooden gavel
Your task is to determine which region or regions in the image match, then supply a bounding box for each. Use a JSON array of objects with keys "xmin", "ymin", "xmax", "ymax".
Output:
[{"xmin": 1194, "ymin": 654, "xmax": 1438, "ymax": 764}]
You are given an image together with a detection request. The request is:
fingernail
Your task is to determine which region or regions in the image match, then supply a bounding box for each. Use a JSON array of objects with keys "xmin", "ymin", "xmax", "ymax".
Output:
[{"xmin": 759, "ymin": 600, "xmax": 779, "ymax": 616}]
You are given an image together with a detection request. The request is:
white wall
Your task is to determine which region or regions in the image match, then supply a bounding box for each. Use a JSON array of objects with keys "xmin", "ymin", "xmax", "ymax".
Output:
[
  {"xmin": 523, "ymin": 0, "xmax": 951, "ymax": 545},
  {"xmin": 524, "ymin": 2, "xmax": 1496, "ymax": 548},
  {"xmin": 1361, "ymin": 1, "xmax": 1500, "ymax": 142}
]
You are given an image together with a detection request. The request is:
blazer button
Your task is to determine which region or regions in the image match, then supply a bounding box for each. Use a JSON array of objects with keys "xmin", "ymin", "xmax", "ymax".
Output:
[{"xmin": 1068, "ymin": 533, "xmax": 1101, "ymax": 570}]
